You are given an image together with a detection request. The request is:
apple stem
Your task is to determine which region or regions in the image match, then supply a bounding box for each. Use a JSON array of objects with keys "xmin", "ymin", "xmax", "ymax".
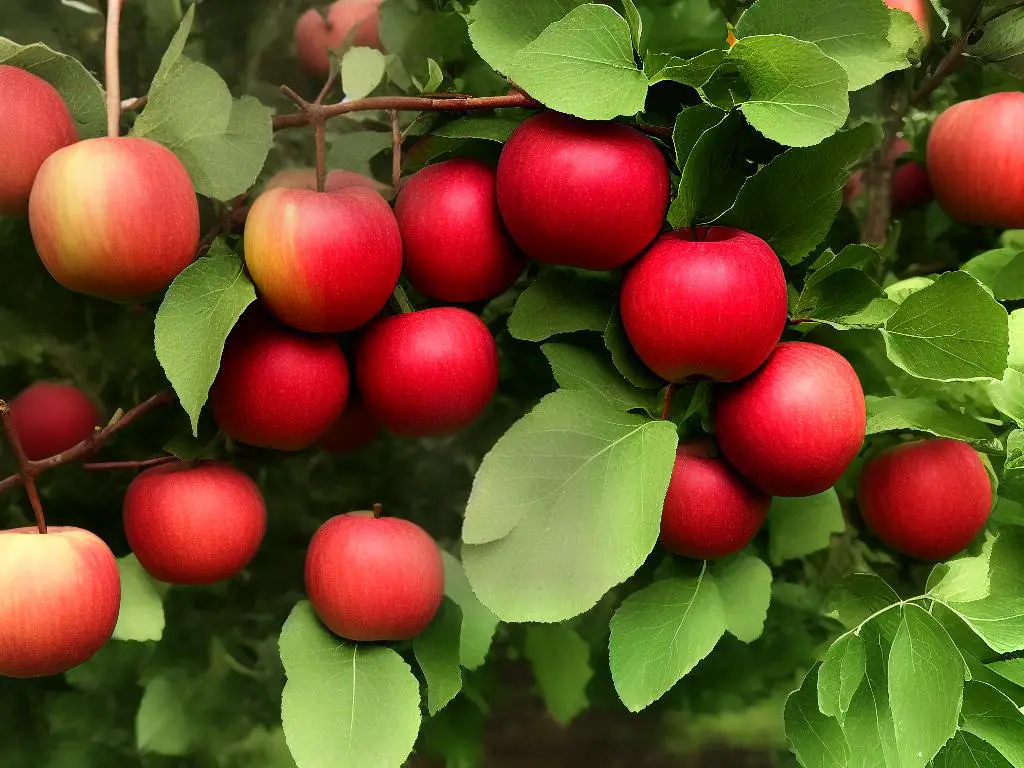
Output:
[
  {"xmin": 390, "ymin": 284, "xmax": 415, "ymax": 314},
  {"xmin": 104, "ymin": 0, "xmax": 124, "ymax": 138},
  {"xmin": 390, "ymin": 109, "xmax": 402, "ymax": 190},
  {"xmin": 82, "ymin": 455, "xmax": 178, "ymax": 472},
  {"xmin": 661, "ymin": 384, "xmax": 676, "ymax": 421},
  {"xmin": 372, "ymin": 503, "xmax": 383, "ymax": 519},
  {"xmin": 0, "ymin": 401, "xmax": 48, "ymax": 533},
  {"xmin": 314, "ymin": 118, "xmax": 327, "ymax": 193}
]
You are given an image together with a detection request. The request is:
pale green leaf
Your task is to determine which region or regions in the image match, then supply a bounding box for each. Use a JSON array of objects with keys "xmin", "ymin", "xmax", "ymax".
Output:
[
  {"xmin": 933, "ymin": 732, "xmax": 1013, "ymax": 768},
  {"xmin": 341, "ymin": 47, "xmax": 386, "ymax": 100},
  {"xmin": 136, "ymin": 675, "xmax": 193, "ymax": 755},
  {"xmin": 621, "ymin": 0, "xmax": 642, "ymax": 50},
  {"xmin": 466, "ymin": 0, "xmax": 586, "ymax": 75},
  {"xmin": 963, "ymin": 249, "xmax": 1024, "ymax": 301},
  {"xmin": 541, "ymin": 343, "xmax": 657, "ymax": 412},
  {"xmin": 865, "ymin": 395, "xmax": 1001, "ymax": 451},
  {"xmin": 928, "ymin": 536, "xmax": 996, "ymax": 604},
  {"xmin": 644, "ymin": 49, "xmax": 725, "ymax": 88},
  {"xmin": 712, "ymin": 554, "xmax": 772, "ymax": 643},
  {"xmin": 524, "ymin": 624, "xmax": 593, "ymax": 725},
  {"xmin": 768, "ymin": 489, "xmax": 845, "ymax": 565},
  {"xmin": 841, "ymin": 625, "xmax": 901, "ymax": 768},
  {"xmin": 413, "ymin": 600, "xmax": 463, "ymax": 715},
  {"xmin": 441, "ymin": 552, "xmax": 499, "ymax": 670},
  {"xmin": 989, "ymin": 368, "xmax": 1024, "ymax": 427},
  {"xmin": 113, "ymin": 554, "xmax": 166, "ymax": 643},
  {"xmin": 818, "ymin": 633, "xmax": 866, "ymax": 717},
  {"xmin": 785, "ymin": 665, "xmax": 850, "ymax": 768}
]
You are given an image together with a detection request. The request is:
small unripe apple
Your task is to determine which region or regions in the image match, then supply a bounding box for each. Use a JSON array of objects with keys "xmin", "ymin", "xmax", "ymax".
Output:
[
  {"xmin": 244, "ymin": 186, "xmax": 402, "ymax": 333},
  {"xmin": 715, "ymin": 342, "xmax": 866, "ymax": 497},
  {"xmin": 496, "ymin": 111, "xmax": 669, "ymax": 270},
  {"xmin": 294, "ymin": 0, "xmax": 385, "ymax": 78},
  {"xmin": 124, "ymin": 461, "xmax": 267, "ymax": 585},
  {"xmin": 858, "ymin": 439, "xmax": 992, "ymax": 560},
  {"xmin": 0, "ymin": 527, "xmax": 120, "ymax": 678},
  {"xmin": 210, "ymin": 311, "xmax": 350, "ymax": 451},
  {"xmin": 660, "ymin": 445, "xmax": 771, "ymax": 559},
  {"xmin": 395, "ymin": 158, "xmax": 525, "ymax": 303},
  {"xmin": 0, "ymin": 65, "xmax": 77, "ymax": 217},
  {"xmin": 10, "ymin": 383, "xmax": 101, "ymax": 461},
  {"xmin": 927, "ymin": 92, "xmax": 1024, "ymax": 229},
  {"xmin": 621, "ymin": 227, "xmax": 787, "ymax": 382},
  {"xmin": 264, "ymin": 167, "xmax": 390, "ymax": 197},
  {"xmin": 320, "ymin": 396, "xmax": 379, "ymax": 454},
  {"xmin": 29, "ymin": 137, "xmax": 199, "ymax": 301},
  {"xmin": 305, "ymin": 509, "xmax": 444, "ymax": 642},
  {"xmin": 885, "ymin": 0, "xmax": 929, "ymax": 40},
  {"xmin": 356, "ymin": 307, "xmax": 499, "ymax": 437}
]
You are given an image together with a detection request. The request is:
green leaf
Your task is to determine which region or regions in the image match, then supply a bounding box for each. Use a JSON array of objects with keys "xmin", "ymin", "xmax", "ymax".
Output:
[
  {"xmin": 112, "ymin": 554, "xmax": 165, "ymax": 643},
  {"xmin": 462, "ymin": 391, "xmax": 678, "ymax": 622},
  {"xmin": 413, "ymin": 600, "xmax": 463, "ymax": 716},
  {"xmin": 967, "ymin": 8, "xmax": 1024, "ymax": 78},
  {"xmin": 817, "ymin": 633, "xmax": 866, "ymax": 717},
  {"xmin": 155, "ymin": 245, "xmax": 257, "ymax": 435},
  {"xmin": 604, "ymin": 308, "xmax": 663, "ymax": 389},
  {"xmin": 541, "ymin": 343, "xmax": 656, "ymax": 412},
  {"xmin": 341, "ymin": 47, "xmax": 386, "ymax": 100},
  {"xmin": 326, "ymin": 127, "xmax": 392, "ymax": 177},
  {"xmin": 279, "ymin": 602, "xmax": 421, "ymax": 768},
  {"xmin": 0, "ymin": 38, "xmax": 106, "ymax": 138},
  {"xmin": 961, "ymin": 681, "xmax": 1024, "ymax": 766},
  {"xmin": 507, "ymin": 270, "xmax": 616, "ymax": 342},
  {"xmin": 808, "ymin": 244, "xmax": 881, "ymax": 285},
  {"xmin": 523, "ymin": 624, "xmax": 593, "ymax": 725},
  {"xmin": 768, "ymin": 489, "xmax": 845, "ymax": 565},
  {"xmin": 827, "ymin": 574, "xmax": 902, "ymax": 633},
  {"xmin": 865, "ymin": 396, "xmax": 1001, "ymax": 451},
  {"xmin": 644, "ymin": 49, "xmax": 725, "ymax": 88},
  {"xmin": 621, "ymin": 0, "xmax": 643, "ymax": 50},
  {"xmin": 888, "ymin": 604, "xmax": 967, "ymax": 768},
  {"xmin": 609, "ymin": 572, "xmax": 726, "ymax": 712},
  {"xmin": 841, "ymin": 625, "xmax": 901, "ymax": 768},
  {"xmin": 433, "ymin": 114, "xmax": 523, "ymax": 142},
  {"xmin": 721, "ymin": 122, "xmax": 880, "ymax": 265},
  {"xmin": 735, "ymin": 0, "xmax": 919, "ymax": 91},
  {"xmin": 136, "ymin": 674, "xmax": 193, "ymax": 756},
  {"xmin": 507, "ymin": 4, "xmax": 648, "ymax": 120},
  {"xmin": 964, "ymin": 249, "xmax": 1024, "ymax": 301},
  {"xmin": 441, "ymin": 552, "xmax": 499, "ymax": 670},
  {"xmin": 712, "ymin": 554, "xmax": 772, "ymax": 643},
  {"xmin": 933, "ymin": 732, "xmax": 1014, "ymax": 768},
  {"xmin": 928, "ymin": 536, "xmax": 995, "ymax": 604},
  {"xmin": 669, "ymin": 109, "xmax": 747, "ymax": 228},
  {"xmin": 794, "ymin": 270, "xmax": 896, "ymax": 328},
  {"xmin": 988, "ymin": 658, "xmax": 1024, "ymax": 689},
  {"xmin": 989, "ymin": 368, "xmax": 1024, "ymax": 427},
  {"xmin": 785, "ymin": 666, "xmax": 850, "ymax": 768},
  {"xmin": 466, "ymin": 0, "xmax": 586, "ymax": 75},
  {"xmin": 725, "ymin": 34, "xmax": 849, "ymax": 147}
]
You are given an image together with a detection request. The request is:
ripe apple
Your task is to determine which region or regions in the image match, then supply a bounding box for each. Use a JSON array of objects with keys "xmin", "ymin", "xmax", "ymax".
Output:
[
  {"xmin": 356, "ymin": 307, "xmax": 499, "ymax": 437},
  {"xmin": 927, "ymin": 92, "xmax": 1024, "ymax": 229},
  {"xmin": 858, "ymin": 438, "xmax": 992, "ymax": 560},
  {"xmin": 659, "ymin": 444, "xmax": 771, "ymax": 559},
  {"xmin": 0, "ymin": 526, "xmax": 120, "ymax": 677},
  {"xmin": 210, "ymin": 310, "xmax": 350, "ymax": 451},
  {"xmin": 244, "ymin": 186, "xmax": 402, "ymax": 333},
  {"xmin": 320, "ymin": 395, "xmax": 379, "ymax": 453},
  {"xmin": 305, "ymin": 510, "xmax": 444, "ymax": 641},
  {"xmin": 0, "ymin": 65, "xmax": 77, "ymax": 217},
  {"xmin": 123, "ymin": 461, "xmax": 267, "ymax": 585},
  {"xmin": 620, "ymin": 227, "xmax": 787, "ymax": 382},
  {"xmin": 845, "ymin": 138, "xmax": 933, "ymax": 214},
  {"xmin": 886, "ymin": 0, "xmax": 929, "ymax": 40},
  {"xmin": 29, "ymin": 137, "xmax": 199, "ymax": 301},
  {"xmin": 264, "ymin": 167, "xmax": 390, "ymax": 197},
  {"xmin": 10, "ymin": 383, "xmax": 101, "ymax": 461},
  {"xmin": 395, "ymin": 158, "xmax": 525, "ymax": 303},
  {"xmin": 496, "ymin": 111, "xmax": 669, "ymax": 270},
  {"xmin": 294, "ymin": 0, "xmax": 384, "ymax": 78},
  {"xmin": 715, "ymin": 342, "xmax": 867, "ymax": 497}
]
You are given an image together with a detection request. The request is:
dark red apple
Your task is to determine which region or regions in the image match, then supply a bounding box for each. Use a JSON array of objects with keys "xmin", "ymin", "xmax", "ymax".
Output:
[
  {"xmin": 320, "ymin": 395, "xmax": 379, "ymax": 453},
  {"xmin": 496, "ymin": 111, "xmax": 669, "ymax": 270},
  {"xmin": 123, "ymin": 461, "xmax": 267, "ymax": 585},
  {"xmin": 305, "ymin": 510, "xmax": 444, "ymax": 641},
  {"xmin": 620, "ymin": 227, "xmax": 787, "ymax": 382},
  {"xmin": 10, "ymin": 383, "xmax": 101, "ymax": 461},
  {"xmin": 356, "ymin": 307, "xmax": 498, "ymax": 437},
  {"xmin": 715, "ymin": 342, "xmax": 866, "ymax": 497},
  {"xmin": 659, "ymin": 445, "xmax": 771, "ymax": 559},
  {"xmin": 210, "ymin": 311, "xmax": 350, "ymax": 451},
  {"xmin": 0, "ymin": 65, "xmax": 77, "ymax": 217},
  {"xmin": 244, "ymin": 186, "xmax": 402, "ymax": 333},
  {"xmin": 0, "ymin": 527, "xmax": 120, "ymax": 677},
  {"xmin": 858, "ymin": 439, "xmax": 992, "ymax": 560},
  {"xmin": 928, "ymin": 92, "xmax": 1024, "ymax": 229},
  {"xmin": 845, "ymin": 138, "xmax": 933, "ymax": 214},
  {"xmin": 294, "ymin": 0, "xmax": 385, "ymax": 78},
  {"xmin": 395, "ymin": 158, "xmax": 525, "ymax": 303}
]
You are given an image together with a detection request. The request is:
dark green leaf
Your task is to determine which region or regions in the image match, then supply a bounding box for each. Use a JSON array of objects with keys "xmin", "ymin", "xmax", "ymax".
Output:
[
  {"xmin": 817, "ymin": 632, "xmax": 866, "ymax": 717},
  {"xmin": 669, "ymin": 109, "xmax": 747, "ymax": 227},
  {"xmin": 968, "ymin": 8, "xmax": 1024, "ymax": 77},
  {"xmin": 961, "ymin": 681, "xmax": 1024, "ymax": 766},
  {"xmin": 507, "ymin": 270, "xmax": 616, "ymax": 342},
  {"xmin": 541, "ymin": 343, "xmax": 658, "ymax": 412},
  {"xmin": 865, "ymin": 396, "xmax": 1001, "ymax": 451}
]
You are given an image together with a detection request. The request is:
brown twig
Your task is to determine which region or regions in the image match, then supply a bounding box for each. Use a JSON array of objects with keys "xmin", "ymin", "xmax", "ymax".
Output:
[
  {"xmin": 390, "ymin": 109, "xmax": 401, "ymax": 190},
  {"xmin": 661, "ymin": 384, "xmax": 676, "ymax": 421},
  {"xmin": 83, "ymin": 456, "xmax": 178, "ymax": 472},
  {"xmin": 911, "ymin": 0, "xmax": 985, "ymax": 104},
  {"xmin": 0, "ymin": 402, "xmax": 49, "ymax": 533},
  {"xmin": 105, "ymin": 0, "xmax": 124, "ymax": 137}
]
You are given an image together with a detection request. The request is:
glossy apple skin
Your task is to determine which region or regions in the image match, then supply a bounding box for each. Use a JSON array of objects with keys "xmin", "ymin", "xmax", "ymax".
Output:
[
  {"xmin": 858, "ymin": 439, "xmax": 992, "ymax": 560},
  {"xmin": 294, "ymin": 0, "xmax": 384, "ymax": 77},
  {"xmin": 124, "ymin": 461, "xmax": 267, "ymax": 585},
  {"xmin": 715, "ymin": 342, "xmax": 867, "ymax": 497},
  {"xmin": 660, "ymin": 449, "xmax": 771, "ymax": 559},
  {"xmin": 320, "ymin": 396, "xmax": 379, "ymax": 453},
  {"xmin": 29, "ymin": 137, "xmax": 199, "ymax": 301},
  {"xmin": 210, "ymin": 311, "xmax": 350, "ymax": 451},
  {"xmin": 305, "ymin": 512, "xmax": 444, "ymax": 641},
  {"xmin": 396, "ymin": 158, "xmax": 525, "ymax": 303},
  {"xmin": 356, "ymin": 307, "xmax": 498, "ymax": 437},
  {"xmin": 927, "ymin": 93, "xmax": 1024, "ymax": 229},
  {"xmin": 621, "ymin": 227, "xmax": 787, "ymax": 383},
  {"xmin": 496, "ymin": 112, "xmax": 669, "ymax": 270},
  {"xmin": 244, "ymin": 186, "xmax": 402, "ymax": 333},
  {"xmin": 0, "ymin": 527, "xmax": 120, "ymax": 678},
  {"xmin": 10, "ymin": 383, "xmax": 100, "ymax": 461},
  {"xmin": 885, "ymin": 0, "xmax": 929, "ymax": 39},
  {"xmin": 264, "ymin": 167, "xmax": 390, "ymax": 197},
  {"xmin": 0, "ymin": 65, "xmax": 77, "ymax": 217}
]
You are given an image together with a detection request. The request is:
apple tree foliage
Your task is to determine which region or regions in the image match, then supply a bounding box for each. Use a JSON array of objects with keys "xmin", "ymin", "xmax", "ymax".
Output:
[{"xmin": 4, "ymin": 0, "xmax": 1024, "ymax": 766}]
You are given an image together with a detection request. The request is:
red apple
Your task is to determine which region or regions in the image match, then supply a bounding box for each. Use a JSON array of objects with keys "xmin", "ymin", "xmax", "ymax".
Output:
[
  {"xmin": 305, "ymin": 510, "xmax": 444, "ymax": 641},
  {"xmin": 356, "ymin": 307, "xmax": 499, "ymax": 437},
  {"xmin": 0, "ymin": 65, "xmax": 77, "ymax": 217},
  {"xmin": 28, "ymin": 137, "xmax": 199, "ymax": 301},
  {"xmin": 123, "ymin": 461, "xmax": 266, "ymax": 585},
  {"xmin": 496, "ymin": 111, "xmax": 669, "ymax": 270},
  {"xmin": 927, "ymin": 92, "xmax": 1024, "ymax": 229},
  {"xmin": 210, "ymin": 311, "xmax": 350, "ymax": 451},
  {"xmin": 620, "ymin": 227, "xmax": 787, "ymax": 382},
  {"xmin": 244, "ymin": 186, "xmax": 402, "ymax": 333},
  {"xmin": 845, "ymin": 138, "xmax": 933, "ymax": 214},
  {"xmin": 294, "ymin": 0, "xmax": 385, "ymax": 78},
  {"xmin": 395, "ymin": 158, "xmax": 525, "ymax": 303},
  {"xmin": 715, "ymin": 342, "xmax": 866, "ymax": 497},
  {"xmin": 264, "ymin": 167, "xmax": 390, "ymax": 197},
  {"xmin": 885, "ymin": 0, "xmax": 929, "ymax": 40},
  {"xmin": 858, "ymin": 439, "xmax": 992, "ymax": 560},
  {"xmin": 660, "ymin": 446, "xmax": 771, "ymax": 559},
  {"xmin": 10, "ymin": 383, "xmax": 101, "ymax": 461},
  {"xmin": 320, "ymin": 395, "xmax": 379, "ymax": 453},
  {"xmin": 0, "ymin": 527, "xmax": 120, "ymax": 677}
]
